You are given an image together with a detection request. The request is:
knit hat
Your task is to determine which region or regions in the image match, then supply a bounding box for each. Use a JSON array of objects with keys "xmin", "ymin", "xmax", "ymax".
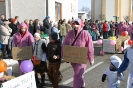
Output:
[
  {"xmin": 50, "ymin": 33, "xmax": 58, "ymax": 41},
  {"xmin": 11, "ymin": 19, "xmax": 16, "ymax": 23},
  {"xmin": 110, "ymin": 55, "xmax": 122, "ymax": 69},
  {"xmin": 34, "ymin": 33, "xmax": 41, "ymax": 39},
  {"xmin": 45, "ymin": 16, "xmax": 50, "ymax": 19}
]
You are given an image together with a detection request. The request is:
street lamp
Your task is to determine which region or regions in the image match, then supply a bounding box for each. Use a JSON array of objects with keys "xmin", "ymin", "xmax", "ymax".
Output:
[{"xmin": 113, "ymin": 16, "xmax": 119, "ymax": 22}]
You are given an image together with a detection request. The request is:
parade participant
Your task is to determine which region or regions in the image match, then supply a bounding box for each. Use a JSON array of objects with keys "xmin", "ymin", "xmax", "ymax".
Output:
[
  {"xmin": 117, "ymin": 44, "xmax": 133, "ymax": 88},
  {"xmin": 47, "ymin": 33, "xmax": 61, "ymax": 88},
  {"xmin": 127, "ymin": 21, "xmax": 132, "ymax": 39},
  {"xmin": 116, "ymin": 21, "xmax": 127, "ymax": 37},
  {"xmin": 0, "ymin": 20, "xmax": 12, "ymax": 59},
  {"xmin": 63, "ymin": 18, "xmax": 94, "ymax": 88},
  {"xmin": 33, "ymin": 33, "xmax": 47, "ymax": 88},
  {"xmin": 102, "ymin": 55, "xmax": 124, "ymax": 88},
  {"xmin": 12, "ymin": 22, "xmax": 34, "ymax": 75}
]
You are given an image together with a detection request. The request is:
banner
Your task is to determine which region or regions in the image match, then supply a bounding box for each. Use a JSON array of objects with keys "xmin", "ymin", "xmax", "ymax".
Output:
[
  {"xmin": 1, "ymin": 71, "xmax": 36, "ymax": 88},
  {"xmin": 63, "ymin": 45, "xmax": 88, "ymax": 64},
  {"xmin": 12, "ymin": 46, "xmax": 32, "ymax": 60}
]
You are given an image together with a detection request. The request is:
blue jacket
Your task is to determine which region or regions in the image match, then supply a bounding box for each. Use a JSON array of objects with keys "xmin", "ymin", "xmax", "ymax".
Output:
[{"xmin": 117, "ymin": 51, "xmax": 129, "ymax": 74}]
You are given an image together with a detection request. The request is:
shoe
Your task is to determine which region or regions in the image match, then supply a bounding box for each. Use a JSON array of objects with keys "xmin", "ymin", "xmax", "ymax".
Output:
[
  {"xmin": 39, "ymin": 82, "xmax": 45, "ymax": 87},
  {"xmin": 3, "ymin": 57, "xmax": 8, "ymax": 59}
]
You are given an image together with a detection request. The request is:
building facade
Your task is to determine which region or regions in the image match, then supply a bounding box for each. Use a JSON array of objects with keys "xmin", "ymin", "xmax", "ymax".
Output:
[
  {"xmin": 91, "ymin": 0, "xmax": 133, "ymax": 22},
  {"xmin": 0, "ymin": 0, "xmax": 78, "ymax": 22}
]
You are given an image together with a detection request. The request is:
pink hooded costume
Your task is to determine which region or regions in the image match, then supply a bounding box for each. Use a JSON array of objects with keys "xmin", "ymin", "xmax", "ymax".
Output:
[
  {"xmin": 116, "ymin": 22, "xmax": 127, "ymax": 37},
  {"xmin": 63, "ymin": 19, "xmax": 94, "ymax": 88},
  {"xmin": 12, "ymin": 22, "xmax": 34, "ymax": 75}
]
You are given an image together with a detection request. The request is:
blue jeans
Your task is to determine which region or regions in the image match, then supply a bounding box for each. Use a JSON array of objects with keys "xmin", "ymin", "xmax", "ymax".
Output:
[
  {"xmin": 60, "ymin": 36, "xmax": 65, "ymax": 44},
  {"xmin": 92, "ymin": 32, "xmax": 97, "ymax": 41}
]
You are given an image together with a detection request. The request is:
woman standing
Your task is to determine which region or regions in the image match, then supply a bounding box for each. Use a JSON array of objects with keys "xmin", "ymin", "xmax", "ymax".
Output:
[
  {"xmin": 9, "ymin": 19, "xmax": 18, "ymax": 36},
  {"xmin": 12, "ymin": 22, "xmax": 34, "ymax": 75},
  {"xmin": 63, "ymin": 18, "xmax": 94, "ymax": 88},
  {"xmin": 117, "ymin": 45, "xmax": 133, "ymax": 88},
  {"xmin": 60, "ymin": 20, "xmax": 67, "ymax": 43},
  {"xmin": 0, "ymin": 20, "xmax": 12, "ymax": 59},
  {"xmin": 34, "ymin": 19, "xmax": 41, "ymax": 34},
  {"xmin": 66, "ymin": 20, "xmax": 72, "ymax": 33},
  {"xmin": 33, "ymin": 33, "xmax": 47, "ymax": 88}
]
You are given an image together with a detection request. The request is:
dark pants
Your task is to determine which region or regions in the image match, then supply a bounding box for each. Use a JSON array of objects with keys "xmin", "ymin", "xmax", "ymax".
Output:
[
  {"xmin": 48, "ymin": 62, "xmax": 61, "ymax": 88},
  {"xmin": 2, "ymin": 44, "xmax": 9, "ymax": 58},
  {"xmin": 103, "ymin": 31, "xmax": 108, "ymax": 39}
]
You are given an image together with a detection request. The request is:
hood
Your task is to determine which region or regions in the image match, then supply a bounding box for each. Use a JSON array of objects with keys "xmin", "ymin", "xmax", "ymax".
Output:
[
  {"xmin": 17, "ymin": 22, "xmax": 28, "ymax": 32},
  {"xmin": 110, "ymin": 55, "xmax": 122, "ymax": 68},
  {"xmin": 74, "ymin": 18, "xmax": 84, "ymax": 36}
]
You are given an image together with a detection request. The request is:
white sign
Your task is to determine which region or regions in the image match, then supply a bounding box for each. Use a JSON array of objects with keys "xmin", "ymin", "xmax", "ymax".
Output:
[
  {"xmin": 124, "ymin": 40, "xmax": 130, "ymax": 49},
  {"xmin": 1, "ymin": 71, "xmax": 36, "ymax": 88},
  {"xmin": 103, "ymin": 39, "xmax": 116, "ymax": 53}
]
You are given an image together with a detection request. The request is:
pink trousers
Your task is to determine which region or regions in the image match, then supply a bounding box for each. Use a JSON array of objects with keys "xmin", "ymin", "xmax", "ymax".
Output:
[{"xmin": 71, "ymin": 63, "xmax": 87, "ymax": 88}]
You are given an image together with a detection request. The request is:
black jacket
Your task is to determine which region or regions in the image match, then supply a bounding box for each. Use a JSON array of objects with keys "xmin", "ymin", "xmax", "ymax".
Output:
[
  {"xmin": 46, "ymin": 41, "xmax": 61, "ymax": 63},
  {"xmin": 43, "ymin": 19, "xmax": 52, "ymax": 35},
  {"xmin": 9, "ymin": 23, "xmax": 18, "ymax": 36}
]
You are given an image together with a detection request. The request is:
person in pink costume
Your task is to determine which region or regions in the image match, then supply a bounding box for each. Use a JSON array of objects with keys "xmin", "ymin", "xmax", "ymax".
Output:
[
  {"xmin": 12, "ymin": 22, "xmax": 34, "ymax": 75},
  {"xmin": 127, "ymin": 21, "xmax": 133, "ymax": 39},
  {"xmin": 116, "ymin": 21, "xmax": 127, "ymax": 37},
  {"xmin": 62, "ymin": 18, "xmax": 94, "ymax": 88}
]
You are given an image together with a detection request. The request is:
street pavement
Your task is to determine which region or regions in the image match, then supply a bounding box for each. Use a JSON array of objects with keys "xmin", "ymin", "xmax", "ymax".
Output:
[{"xmin": 8, "ymin": 44, "xmax": 129, "ymax": 88}]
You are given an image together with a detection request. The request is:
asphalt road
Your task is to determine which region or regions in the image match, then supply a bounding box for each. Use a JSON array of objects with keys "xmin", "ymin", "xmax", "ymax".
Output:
[{"xmin": 11, "ymin": 45, "xmax": 129, "ymax": 88}]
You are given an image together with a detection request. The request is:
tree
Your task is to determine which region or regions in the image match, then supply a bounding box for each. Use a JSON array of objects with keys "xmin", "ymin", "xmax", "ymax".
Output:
[
  {"xmin": 80, "ymin": 6, "xmax": 91, "ymax": 19},
  {"xmin": 99, "ymin": 14, "xmax": 106, "ymax": 21},
  {"xmin": 123, "ymin": 16, "xmax": 130, "ymax": 22}
]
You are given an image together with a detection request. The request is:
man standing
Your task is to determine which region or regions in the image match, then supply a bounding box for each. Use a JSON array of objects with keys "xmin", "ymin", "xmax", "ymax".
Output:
[
  {"xmin": 43, "ymin": 16, "xmax": 52, "ymax": 35},
  {"xmin": 103, "ymin": 21, "xmax": 109, "ymax": 39},
  {"xmin": 0, "ymin": 14, "xmax": 6, "ymax": 25}
]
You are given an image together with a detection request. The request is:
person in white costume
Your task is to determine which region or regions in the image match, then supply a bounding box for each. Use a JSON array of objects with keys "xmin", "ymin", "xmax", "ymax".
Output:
[
  {"xmin": 118, "ymin": 46, "xmax": 133, "ymax": 88},
  {"xmin": 102, "ymin": 55, "xmax": 124, "ymax": 88}
]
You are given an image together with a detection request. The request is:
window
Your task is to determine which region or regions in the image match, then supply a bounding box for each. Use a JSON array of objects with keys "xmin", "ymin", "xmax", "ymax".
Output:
[{"xmin": 55, "ymin": 2, "xmax": 62, "ymax": 21}]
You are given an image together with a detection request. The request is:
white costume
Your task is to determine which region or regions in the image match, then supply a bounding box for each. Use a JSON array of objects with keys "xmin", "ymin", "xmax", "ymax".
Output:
[{"xmin": 103, "ymin": 55, "xmax": 124, "ymax": 88}]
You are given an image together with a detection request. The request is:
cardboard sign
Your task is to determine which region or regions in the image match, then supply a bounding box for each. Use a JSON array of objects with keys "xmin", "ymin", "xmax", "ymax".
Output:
[
  {"xmin": 12, "ymin": 46, "xmax": 32, "ymax": 60},
  {"xmin": 1, "ymin": 71, "xmax": 36, "ymax": 88},
  {"xmin": 63, "ymin": 45, "xmax": 88, "ymax": 64},
  {"xmin": 116, "ymin": 39, "xmax": 123, "ymax": 51},
  {"xmin": 103, "ymin": 39, "xmax": 115, "ymax": 53}
]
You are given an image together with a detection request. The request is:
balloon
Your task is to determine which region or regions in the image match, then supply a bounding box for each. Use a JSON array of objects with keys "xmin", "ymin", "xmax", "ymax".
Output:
[
  {"xmin": 100, "ymin": 50, "xmax": 104, "ymax": 56},
  {"xmin": 128, "ymin": 40, "xmax": 133, "ymax": 45},
  {"xmin": 119, "ymin": 46, "xmax": 124, "ymax": 52},
  {"xmin": 110, "ymin": 40, "xmax": 116, "ymax": 46},
  {"xmin": 20, "ymin": 60, "xmax": 33, "ymax": 73},
  {"xmin": 0, "ymin": 60, "xmax": 7, "ymax": 72},
  {"xmin": 122, "ymin": 31, "xmax": 128, "ymax": 36},
  {"xmin": 97, "ymin": 40, "xmax": 103, "ymax": 45},
  {"xmin": 109, "ymin": 36, "xmax": 116, "ymax": 40}
]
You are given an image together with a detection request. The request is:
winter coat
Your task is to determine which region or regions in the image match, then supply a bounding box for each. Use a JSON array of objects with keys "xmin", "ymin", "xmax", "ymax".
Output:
[
  {"xmin": 60, "ymin": 24, "xmax": 67, "ymax": 36},
  {"xmin": 43, "ymin": 19, "xmax": 52, "ymax": 35},
  {"xmin": 12, "ymin": 27, "xmax": 34, "ymax": 47},
  {"xmin": 0, "ymin": 25, "xmax": 12, "ymax": 44},
  {"xmin": 29, "ymin": 24, "xmax": 34, "ymax": 35},
  {"xmin": 103, "ymin": 22, "xmax": 108, "ymax": 32},
  {"xmin": 66, "ymin": 23, "xmax": 72, "ymax": 33},
  {"xmin": 47, "ymin": 41, "xmax": 61, "ymax": 63},
  {"xmin": 127, "ymin": 26, "xmax": 133, "ymax": 39},
  {"xmin": 33, "ymin": 39, "xmax": 46, "ymax": 60},
  {"xmin": 51, "ymin": 27, "xmax": 60, "ymax": 39},
  {"xmin": 63, "ymin": 28, "xmax": 94, "ymax": 63},
  {"xmin": 116, "ymin": 24, "xmax": 127, "ymax": 36},
  {"xmin": 9, "ymin": 23, "xmax": 18, "ymax": 36}
]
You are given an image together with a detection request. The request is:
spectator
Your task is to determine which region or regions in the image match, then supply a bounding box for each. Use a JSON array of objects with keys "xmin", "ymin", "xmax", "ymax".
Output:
[
  {"xmin": 103, "ymin": 21, "xmax": 109, "ymax": 39},
  {"xmin": 60, "ymin": 20, "xmax": 67, "ymax": 43},
  {"xmin": 29, "ymin": 20, "xmax": 34, "ymax": 35},
  {"xmin": 43, "ymin": 16, "xmax": 52, "ymax": 35},
  {"xmin": 0, "ymin": 20, "xmax": 12, "ymax": 59},
  {"xmin": 15, "ymin": 16, "xmax": 20, "ymax": 26},
  {"xmin": 0, "ymin": 14, "xmax": 6, "ymax": 25},
  {"xmin": 9, "ymin": 19, "xmax": 18, "ymax": 36}
]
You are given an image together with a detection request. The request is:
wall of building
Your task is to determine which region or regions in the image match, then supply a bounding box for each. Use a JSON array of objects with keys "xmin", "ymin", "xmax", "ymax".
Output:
[
  {"xmin": 0, "ymin": 2, "xmax": 5, "ymax": 16},
  {"xmin": 106, "ymin": 0, "xmax": 115, "ymax": 21},
  {"xmin": 5, "ymin": 0, "xmax": 46, "ymax": 22},
  {"xmin": 78, "ymin": 13, "xmax": 86, "ymax": 20},
  {"xmin": 122, "ymin": 0, "xmax": 129, "ymax": 21},
  {"xmin": 48, "ymin": 0, "xmax": 78, "ymax": 22},
  {"xmin": 94, "ymin": 0, "xmax": 102, "ymax": 21}
]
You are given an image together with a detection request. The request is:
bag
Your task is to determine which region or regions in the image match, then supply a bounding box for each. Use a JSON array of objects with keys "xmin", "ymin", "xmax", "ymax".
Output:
[{"xmin": 32, "ymin": 56, "xmax": 41, "ymax": 65}]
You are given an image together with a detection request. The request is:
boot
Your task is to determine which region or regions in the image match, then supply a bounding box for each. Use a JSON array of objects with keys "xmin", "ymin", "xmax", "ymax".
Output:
[
  {"xmin": 35, "ymin": 74, "xmax": 40, "ymax": 87},
  {"xmin": 39, "ymin": 75, "xmax": 45, "ymax": 87}
]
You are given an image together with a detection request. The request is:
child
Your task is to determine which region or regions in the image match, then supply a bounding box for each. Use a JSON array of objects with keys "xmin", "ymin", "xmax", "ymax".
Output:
[
  {"xmin": 8, "ymin": 36, "xmax": 14, "ymax": 59},
  {"xmin": 47, "ymin": 33, "xmax": 61, "ymax": 88},
  {"xmin": 33, "ymin": 33, "xmax": 48, "ymax": 88},
  {"xmin": 102, "ymin": 55, "xmax": 124, "ymax": 88}
]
